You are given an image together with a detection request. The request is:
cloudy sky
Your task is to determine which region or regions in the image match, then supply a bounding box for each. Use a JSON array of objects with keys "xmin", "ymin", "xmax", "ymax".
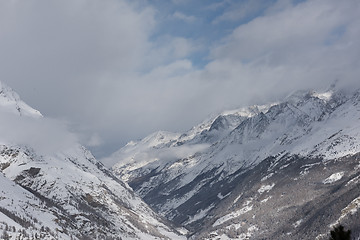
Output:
[{"xmin": 0, "ymin": 0, "xmax": 359, "ymax": 158}]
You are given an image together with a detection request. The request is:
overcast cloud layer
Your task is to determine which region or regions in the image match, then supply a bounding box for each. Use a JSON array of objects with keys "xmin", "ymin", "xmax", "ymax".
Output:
[{"xmin": 0, "ymin": 0, "xmax": 359, "ymax": 157}]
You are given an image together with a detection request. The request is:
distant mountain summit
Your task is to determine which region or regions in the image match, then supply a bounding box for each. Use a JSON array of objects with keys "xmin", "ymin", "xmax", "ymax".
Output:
[
  {"xmin": 0, "ymin": 82, "xmax": 42, "ymax": 118},
  {"xmin": 0, "ymin": 81, "xmax": 185, "ymax": 240},
  {"xmin": 109, "ymin": 87, "xmax": 360, "ymax": 239}
]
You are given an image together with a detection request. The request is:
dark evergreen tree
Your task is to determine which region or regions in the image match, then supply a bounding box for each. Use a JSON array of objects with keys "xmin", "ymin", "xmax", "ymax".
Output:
[{"xmin": 329, "ymin": 225, "xmax": 351, "ymax": 240}]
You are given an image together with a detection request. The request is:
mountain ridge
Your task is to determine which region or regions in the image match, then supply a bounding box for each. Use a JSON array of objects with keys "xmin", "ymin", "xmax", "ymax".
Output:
[
  {"xmin": 1, "ymin": 79, "xmax": 360, "ymax": 239},
  {"xmin": 0, "ymin": 81, "xmax": 185, "ymax": 240},
  {"xmin": 109, "ymin": 87, "xmax": 360, "ymax": 239}
]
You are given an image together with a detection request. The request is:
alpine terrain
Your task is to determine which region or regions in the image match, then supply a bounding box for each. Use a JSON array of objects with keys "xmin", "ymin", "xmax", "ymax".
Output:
[
  {"xmin": 107, "ymin": 86, "xmax": 360, "ymax": 240},
  {"xmin": 0, "ymin": 81, "xmax": 185, "ymax": 239}
]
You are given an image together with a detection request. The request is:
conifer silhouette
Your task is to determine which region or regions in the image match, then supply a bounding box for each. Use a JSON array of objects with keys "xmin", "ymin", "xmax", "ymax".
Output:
[{"xmin": 329, "ymin": 225, "xmax": 351, "ymax": 240}]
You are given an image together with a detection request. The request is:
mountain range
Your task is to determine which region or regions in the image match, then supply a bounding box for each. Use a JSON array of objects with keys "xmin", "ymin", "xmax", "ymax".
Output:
[
  {"xmin": 106, "ymin": 86, "xmax": 360, "ymax": 239},
  {"xmin": 1, "ymin": 81, "xmax": 360, "ymax": 239}
]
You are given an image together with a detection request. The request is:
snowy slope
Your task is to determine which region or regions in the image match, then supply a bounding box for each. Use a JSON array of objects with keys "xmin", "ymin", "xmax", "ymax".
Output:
[
  {"xmin": 0, "ymin": 82, "xmax": 42, "ymax": 118},
  {"xmin": 109, "ymin": 87, "xmax": 360, "ymax": 239},
  {"xmin": 0, "ymin": 81, "xmax": 185, "ymax": 240},
  {"xmin": 108, "ymin": 103, "xmax": 275, "ymax": 182},
  {"xmin": 0, "ymin": 145, "xmax": 185, "ymax": 240}
]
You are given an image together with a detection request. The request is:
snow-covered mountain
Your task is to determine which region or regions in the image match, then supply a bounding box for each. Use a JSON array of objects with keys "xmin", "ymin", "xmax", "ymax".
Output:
[
  {"xmin": 109, "ymin": 87, "xmax": 360, "ymax": 239},
  {"xmin": 2, "ymin": 80, "xmax": 360, "ymax": 239},
  {"xmin": 0, "ymin": 82, "xmax": 42, "ymax": 118},
  {"xmin": 0, "ymin": 82, "xmax": 185, "ymax": 240}
]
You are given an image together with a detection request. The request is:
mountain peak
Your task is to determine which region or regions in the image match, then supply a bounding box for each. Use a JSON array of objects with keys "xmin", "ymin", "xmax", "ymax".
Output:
[{"xmin": 0, "ymin": 81, "xmax": 42, "ymax": 118}]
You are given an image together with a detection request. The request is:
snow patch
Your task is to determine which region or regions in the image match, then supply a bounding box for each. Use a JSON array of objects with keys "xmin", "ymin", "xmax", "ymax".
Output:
[
  {"xmin": 293, "ymin": 219, "xmax": 303, "ymax": 228},
  {"xmin": 233, "ymin": 193, "xmax": 242, "ymax": 204},
  {"xmin": 184, "ymin": 204, "xmax": 215, "ymax": 225},
  {"xmin": 331, "ymin": 196, "xmax": 360, "ymax": 227},
  {"xmin": 258, "ymin": 183, "xmax": 275, "ymax": 194},
  {"xmin": 217, "ymin": 192, "xmax": 230, "ymax": 200},
  {"xmin": 311, "ymin": 90, "xmax": 333, "ymax": 101},
  {"xmin": 213, "ymin": 201, "xmax": 253, "ymax": 227},
  {"xmin": 322, "ymin": 172, "xmax": 344, "ymax": 184},
  {"xmin": 346, "ymin": 175, "xmax": 360, "ymax": 186},
  {"xmin": 261, "ymin": 172, "xmax": 274, "ymax": 181},
  {"xmin": 208, "ymin": 225, "xmax": 258, "ymax": 240},
  {"xmin": 261, "ymin": 196, "xmax": 272, "ymax": 203}
]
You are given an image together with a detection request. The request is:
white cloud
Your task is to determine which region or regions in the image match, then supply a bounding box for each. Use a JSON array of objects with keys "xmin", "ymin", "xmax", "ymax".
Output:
[
  {"xmin": 87, "ymin": 133, "xmax": 104, "ymax": 147},
  {"xmin": 213, "ymin": 0, "xmax": 355, "ymax": 61},
  {"xmin": 0, "ymin": 110, "xmax": 79, "ymax": 156},
  {"xmin": 171, "ymin": 0, "xmax": 191, "ymax": 5},
  {"xmin": 212, "ymin": 0, "xmax": 271, "ymax": 24},
  {"xmin": 0, "ymin": 0, "xmax": 159, "ymax": 154},
  {"xmin": 265, "ymin": 0, "xmax": 293, "ymax": 15},
  {"xmin": 208, "ymin": 0, "xmax": 360, "ymax": 94},
  {"xmin": 172, "ymin": 11, "xmax": 197, "ymax": 23},
  {"xmin": 0, "ymin": 0, "xmax": 155, "ymax": 76},
  {"xmin": 146, "ymin": 36, "xmax": 198, "ymax": 67},
  {"xmin": 0, "ymin": 0, "xmax": 359, "ymax": 158},
  {"xmin": 205, "ymin": 1, "xmax": 228, "ymax": 11},
  {"xmin": 146, "ymin": 60, "xmax": 193, "ymax": 79}
]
